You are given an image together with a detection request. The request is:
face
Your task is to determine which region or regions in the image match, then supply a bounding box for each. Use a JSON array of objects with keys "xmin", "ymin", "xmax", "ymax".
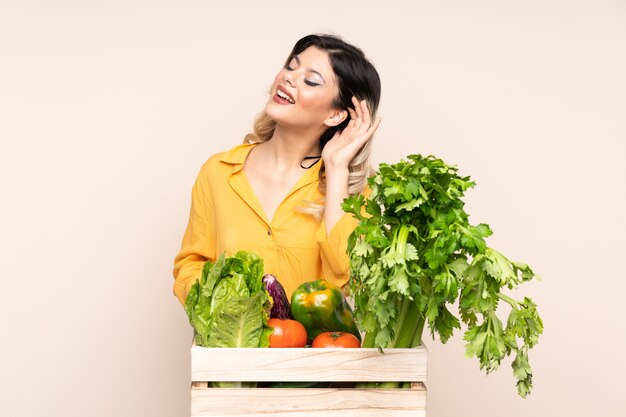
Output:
[{"xmin": 265, "ymin": 46, "xmax": 346, "ymax": 130}]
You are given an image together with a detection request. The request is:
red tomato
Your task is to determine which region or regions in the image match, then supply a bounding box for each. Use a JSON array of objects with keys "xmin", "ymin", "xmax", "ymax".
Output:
[
  {"xmin": 268, "ymin": 318, "xmax": 308, "ymax": 348},
  {"xmin": 312, "ymin": 332, "xmax": 361, "ymax": 348}
]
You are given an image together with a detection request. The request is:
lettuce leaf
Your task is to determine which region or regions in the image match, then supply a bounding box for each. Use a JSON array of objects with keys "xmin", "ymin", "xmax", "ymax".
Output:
[
  {"xmin": 184, "ymin": 251, "xmax": 272, "ymax": 349},
  {"xmin": 206, "ymin": 292, "xmax": 269, "ymax": 348}
]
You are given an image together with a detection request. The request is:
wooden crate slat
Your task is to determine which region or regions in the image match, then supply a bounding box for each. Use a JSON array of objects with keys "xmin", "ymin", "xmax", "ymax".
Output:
[
  {"xmin": 191, "ymin": 387, "xmax": 427, "ymax": 417},
  {"xmin": 191, "ymin": 346, "xmax": 427, "ymax": 383}
]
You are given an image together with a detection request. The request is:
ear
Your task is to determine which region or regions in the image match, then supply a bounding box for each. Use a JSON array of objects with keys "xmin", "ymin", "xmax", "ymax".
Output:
[{"xmin": 323, "ymin": 109, "xmax": 348, "ymax": 127}]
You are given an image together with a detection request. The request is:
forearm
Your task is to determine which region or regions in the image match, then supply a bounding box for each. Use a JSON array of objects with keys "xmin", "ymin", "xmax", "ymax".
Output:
[
  {"xmin": 173, "ymin": 254, "xmax": 207, "ymax": 305},
  {"xmin": 324, "ymin": 166, "xmax": 350, "ymax": 234}
]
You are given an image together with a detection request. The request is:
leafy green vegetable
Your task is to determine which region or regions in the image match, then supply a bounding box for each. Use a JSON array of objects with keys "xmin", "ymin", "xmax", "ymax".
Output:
[
  {"xmin": 185, "ymin": 251, "xmax": 273, "ymax": 388},
  {"xmin": 343, "ymin": 154, "xmax": 543, "ymax": 397},
  {"xmin": 185, "ymin": 251, "xmax": 273, "ymax": 349},
  {"xmin": 206, "ymin": 292, "xmax": 271, "ymax": 348}
]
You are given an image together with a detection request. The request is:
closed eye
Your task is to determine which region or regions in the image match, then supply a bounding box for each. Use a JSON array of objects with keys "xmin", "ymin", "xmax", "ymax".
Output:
[
  {"xmin": 284, "ymin": 55, "xmax": 322, "ymax": 86},
  {"xmin": 285, "ymin": 56, "xmax": 298, "ymax": 71}
]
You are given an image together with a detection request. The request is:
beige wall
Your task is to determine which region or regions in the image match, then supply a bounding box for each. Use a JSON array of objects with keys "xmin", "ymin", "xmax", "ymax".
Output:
[{"xmin": 1, "ymin": 1, "xmax": 624, "ymax": 416}]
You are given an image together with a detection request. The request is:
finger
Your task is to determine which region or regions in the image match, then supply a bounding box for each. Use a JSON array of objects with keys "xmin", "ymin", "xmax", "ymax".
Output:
[
  {"xmin": 351, "ymin": 117, "xmax": 381, "ymax": 147},
  {"xmin": 360, "ymin": 99, "xmax": 372, "ymax": 128},
  {"xmin": 364, "ymin": 117, "xmax": 382, "ymax": 137},
  {"xmin": 351, "ymin": 96, "xmax": 363, "ymax": 129},
  {"xmin": 354, "ymin": 102, "xmax": 371, "ymax": 137},
  {"xmin": 354, "ymin": 98, "xmax": 372, "ymax": 134},
  {"xmin": 347, "ymin": 107, "xmax": 357, "ymax": 124},
  {"xmin": 350, "ymin": 129, "xmax": 375, "ymax": 152},
  {"xmin": 341, "ymin": 122, "xmax": 355, "ymax": 139},
  {"xmin": 351, "ymin": 95, "xmax": 360, "ymax": 110},
  {"xmin": 341, "ymin": 118, "xmax": 356, "ymax": 139}
]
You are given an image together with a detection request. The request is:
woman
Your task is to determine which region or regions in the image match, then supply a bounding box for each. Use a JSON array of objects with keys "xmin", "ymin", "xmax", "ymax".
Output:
[{"xmin": 173, "ymin": 34, "xmax": 381, "ymax": 305}]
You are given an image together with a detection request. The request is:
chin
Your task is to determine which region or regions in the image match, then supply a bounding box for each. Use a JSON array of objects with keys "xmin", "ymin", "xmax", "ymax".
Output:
[
  {"xmin": 264, "ymin": 101, "xmax": 289, "ymax": 124},
  {"xmin": 264, "ymin": 100, "xmax": 320, "ymax": 130}
]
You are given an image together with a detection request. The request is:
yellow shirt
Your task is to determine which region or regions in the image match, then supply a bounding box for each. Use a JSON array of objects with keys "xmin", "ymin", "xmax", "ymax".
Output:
[{"xmin": 173, "ymin": 143, "xmax": 359, "ymax": 305}]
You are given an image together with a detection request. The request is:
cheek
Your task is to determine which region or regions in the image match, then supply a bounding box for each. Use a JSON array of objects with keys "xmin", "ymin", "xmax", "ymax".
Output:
[
  {"xmin": 298, "ymin": 90, "xmax": 334, "ymax": 112},
  {"xmin": 272, "ymin": 72, "xmax": 282, "ymax": 90}
]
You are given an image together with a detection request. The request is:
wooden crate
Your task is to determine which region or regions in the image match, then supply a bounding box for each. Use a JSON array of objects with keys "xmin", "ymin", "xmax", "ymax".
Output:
[{"xmin": 190, "ymin": 343, "xmax": 428, "ymax": 417}]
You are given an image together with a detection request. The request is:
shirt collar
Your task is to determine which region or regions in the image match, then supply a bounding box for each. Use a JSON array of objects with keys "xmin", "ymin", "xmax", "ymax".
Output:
[
  {"xmin": 221, "ymin": 142, "xmax": 322, "ymax": 226},
  {"xmin": 218, "ymin": 143, "xmax": 257, "ymax": 172},
  {"xmin": 219, "ymin": 142, "xmax": 322, "ymax": 183}
]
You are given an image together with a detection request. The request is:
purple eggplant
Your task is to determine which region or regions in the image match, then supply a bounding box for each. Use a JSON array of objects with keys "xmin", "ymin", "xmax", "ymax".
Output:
[{"xmin": 262, "ymin": 274, "xmax": 293, "ymax": 320}]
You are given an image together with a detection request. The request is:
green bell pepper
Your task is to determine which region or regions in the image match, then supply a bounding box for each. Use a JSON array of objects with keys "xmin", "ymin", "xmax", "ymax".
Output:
[{"xmin": 291, "ymin": 279, "xmax": 361, "ymax": 342}]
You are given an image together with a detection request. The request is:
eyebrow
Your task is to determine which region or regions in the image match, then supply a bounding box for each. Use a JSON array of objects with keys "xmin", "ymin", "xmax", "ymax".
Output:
[{"xmin": 292, "ymin": 55, "xmax": 326, "ymax": 83}]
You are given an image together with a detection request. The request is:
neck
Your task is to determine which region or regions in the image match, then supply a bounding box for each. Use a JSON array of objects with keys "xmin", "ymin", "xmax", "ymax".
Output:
[{"xmin": 261, "ymin": 124, "xmax": 323, "ymax": 170}]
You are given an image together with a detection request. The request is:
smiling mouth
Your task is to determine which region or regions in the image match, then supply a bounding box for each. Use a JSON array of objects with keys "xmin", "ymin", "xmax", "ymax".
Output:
[{"xmin": 276, "ymin": 89, "xmax": 295, "ymax": 104}]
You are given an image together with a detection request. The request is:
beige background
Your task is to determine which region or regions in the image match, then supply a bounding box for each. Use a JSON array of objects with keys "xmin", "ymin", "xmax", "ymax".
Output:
[{"xmin": 1, "ymin": 0, "xmax": 624, "ymax": 416}]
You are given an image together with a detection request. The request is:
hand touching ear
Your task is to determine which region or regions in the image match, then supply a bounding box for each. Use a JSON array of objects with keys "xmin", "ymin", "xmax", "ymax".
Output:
[
  {"xmin": 321, "ymin": 96, "xmax": 381, "ymax": 171},
  {"xmin": 321, "ymin": 96, "xmax": 380, "ymax": 233}
]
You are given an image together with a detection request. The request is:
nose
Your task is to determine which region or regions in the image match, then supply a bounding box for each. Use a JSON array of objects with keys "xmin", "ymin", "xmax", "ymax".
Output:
[{"xmin": 283, "ymin": 70, "xmax": 296, "ymax": 87}]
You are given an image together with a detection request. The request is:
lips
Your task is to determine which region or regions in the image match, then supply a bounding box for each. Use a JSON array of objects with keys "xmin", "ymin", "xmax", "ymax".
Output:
[{"xmin": 275, "ymin": 85, "xmax": 295, "ymax": 104}]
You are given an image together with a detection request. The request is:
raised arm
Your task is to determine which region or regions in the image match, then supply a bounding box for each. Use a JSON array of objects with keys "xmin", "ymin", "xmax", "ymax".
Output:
[
  {"xmin": 322, "ymin": 96, "xmax": 380, "ymax": 233},
  {"xmin": 318, "ymin": 97, "xmax": 380, "ymax": 287}
]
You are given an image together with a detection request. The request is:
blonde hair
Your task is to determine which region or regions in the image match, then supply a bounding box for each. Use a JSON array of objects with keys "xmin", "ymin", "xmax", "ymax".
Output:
[{"xmin": 243, "ymin": 110, "xmax": 373, "ymax": 218}]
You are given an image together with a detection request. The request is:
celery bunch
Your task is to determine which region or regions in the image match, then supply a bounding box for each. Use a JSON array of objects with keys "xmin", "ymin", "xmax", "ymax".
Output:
[{"xmin": 342, "ymin": 154, "xmax": 543, "ymax": 397}]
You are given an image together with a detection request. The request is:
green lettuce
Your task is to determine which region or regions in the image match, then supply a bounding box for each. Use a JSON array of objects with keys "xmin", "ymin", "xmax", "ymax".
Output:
[
  {"xmin": 207, "ymin": 292, "xmax": 272, "ymax": 348},
  {"xmin": 184, "ymin": 251, "xmax": 272, "ymax": 349}
]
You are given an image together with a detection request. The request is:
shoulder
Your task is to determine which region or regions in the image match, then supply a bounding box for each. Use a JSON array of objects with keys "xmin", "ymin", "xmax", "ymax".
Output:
[{"xmin": 198, "ymin": 143, "xmax": 257, "ymax": 178}]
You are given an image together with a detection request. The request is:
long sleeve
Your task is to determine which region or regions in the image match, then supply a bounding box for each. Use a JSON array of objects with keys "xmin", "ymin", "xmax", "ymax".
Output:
[
  {"xmin": 316, "ymin": 211, "xmax": 359, "ymax": 289},
  {"xmin": 173, "ymin": 169, "xmax": 216, "ymax": 305}
]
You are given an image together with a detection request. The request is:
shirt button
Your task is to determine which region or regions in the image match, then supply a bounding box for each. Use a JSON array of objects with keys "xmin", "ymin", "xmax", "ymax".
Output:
[{"xmin": 267, "ymin": 228, "xmax": 272, "ymax": 236}]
